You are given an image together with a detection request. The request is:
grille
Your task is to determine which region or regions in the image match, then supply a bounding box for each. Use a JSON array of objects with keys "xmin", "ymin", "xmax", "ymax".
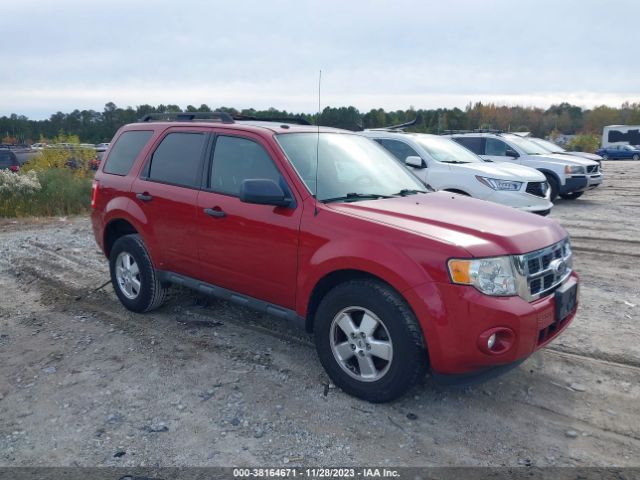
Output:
[
  {"xmin": 525, "ymin": 181, "xmax": 548, "ymax": 198},
  {"xmin": 517, "ymin": 239, "xmax": 572, "ymax": 300},
  {"xmin": 587, "ymin": 165, "xmax": 599, "ymax": 173}
]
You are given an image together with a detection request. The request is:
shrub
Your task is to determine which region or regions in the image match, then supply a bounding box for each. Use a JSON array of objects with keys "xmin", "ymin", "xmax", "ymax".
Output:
[
  {"xmin": 22, "ymin": 133, "xmax": 97, "ymax": 179},
  {"xmin": 0, "ymin": 169, "xmax": 91, "ymax": 217},
  {"xmin": 566, "ymin": 134, "xmax": 600, "ymax": 153}
]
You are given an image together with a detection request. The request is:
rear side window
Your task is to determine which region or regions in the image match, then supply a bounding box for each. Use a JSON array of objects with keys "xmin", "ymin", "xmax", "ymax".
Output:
[
  {"xmin": 147, "ymin": 132, "xmax": 206, "ymax": 188},
  {"xmin": 375, "ymin": 139, "xmax": 420, "ymax": 161},
  {"xmin": 103, "ymin": 130, "xmax": 153, "ymax": 176},
  {"xmin": 453, "ymin": 137, "xmax": 483, "ymax": 154},
  {"xmin": 210, "ymin": 136, "xmax": 282, "ymax": 196}
]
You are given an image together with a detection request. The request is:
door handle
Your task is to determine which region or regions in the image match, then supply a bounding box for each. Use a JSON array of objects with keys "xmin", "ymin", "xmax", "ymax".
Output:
[
  {"xmin": 136, "ymin": 192, "xmax": 153, "ymax": 202},
  {"xmin": 204, "ymin": 207, "xmax": 226, "ymax": 218}
]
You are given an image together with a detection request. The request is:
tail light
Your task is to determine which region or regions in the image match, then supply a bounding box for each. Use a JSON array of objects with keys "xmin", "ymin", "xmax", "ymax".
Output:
[
  {"xmin": 91, "ymin": 180, "xmax": 99, "ymax": 209},
  {"xmin": 9, "ymin": 165, "xmax": 19, "ymax": 172}
]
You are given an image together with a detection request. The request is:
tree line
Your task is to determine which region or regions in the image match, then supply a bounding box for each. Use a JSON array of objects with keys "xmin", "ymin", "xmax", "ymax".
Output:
[{"xmin": 2, "ymin": 101, "xmax": 639, "ymax": 145}]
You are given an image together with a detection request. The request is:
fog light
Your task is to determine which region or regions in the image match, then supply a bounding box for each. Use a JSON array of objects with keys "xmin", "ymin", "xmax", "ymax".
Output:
[{"xmin": 477, "ymin": 327, "xmax": 515, "ymax": 355}]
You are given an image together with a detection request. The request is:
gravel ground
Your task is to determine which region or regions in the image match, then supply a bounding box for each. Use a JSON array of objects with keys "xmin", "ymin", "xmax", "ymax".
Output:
[{"xmin": 0, "ymin": 160, "xmax": 639, "ymax": 467}]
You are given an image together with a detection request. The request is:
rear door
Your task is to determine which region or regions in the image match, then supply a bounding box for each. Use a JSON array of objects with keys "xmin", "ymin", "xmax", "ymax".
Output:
[
  {"xmin": 196, "ymin": 132, "xmax": 301, "ymax": 309},
  {"xmin": 131, "ymin": 129, "xmax": 208, "ymax": 278}
]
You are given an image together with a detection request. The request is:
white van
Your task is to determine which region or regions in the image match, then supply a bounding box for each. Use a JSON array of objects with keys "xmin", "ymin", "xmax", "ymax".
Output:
[{"xmin": 602, "ymin": 125, "xmax": 640, "ymax": 148}]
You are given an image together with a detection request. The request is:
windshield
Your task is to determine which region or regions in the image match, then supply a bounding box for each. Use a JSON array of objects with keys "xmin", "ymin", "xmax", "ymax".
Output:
[
  {"xmin": 530, "ymin": 138, "xmax": 566, "ymax": 153},
  {"xmin": 503, "ymin": 135, "xmax": 551, "ymax": 155},
  {"xmin": 413, "ymin": 135, "xmax": 483, "ymax": 163},
  {"xmin": 276, "ymin": 133, "xmax": 426, "ymax": 201}
]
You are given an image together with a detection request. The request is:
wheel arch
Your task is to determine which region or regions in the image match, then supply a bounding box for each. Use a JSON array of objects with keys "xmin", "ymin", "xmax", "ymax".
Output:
[
  {"xmin": 103, "ymin": 218, "xmax": 139, "ymax": 258},
  {"xmin": 442, "ymin": 188, "xmax": 470, "ymax": 196}
]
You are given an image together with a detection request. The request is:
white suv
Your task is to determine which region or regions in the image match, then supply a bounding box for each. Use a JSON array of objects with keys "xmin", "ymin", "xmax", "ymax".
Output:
[
  {"xmin": 449, "ymin": 132, "xmax": 602, "ymax": 201},
  {"xmin": 360, "ymin": 130, "xmax": 553, "ymax": 215}
]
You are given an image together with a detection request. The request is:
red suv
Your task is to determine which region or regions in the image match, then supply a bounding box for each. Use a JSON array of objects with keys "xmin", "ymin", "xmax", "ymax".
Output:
[{"xmin": 91, "ymin": 112, "xmax": 579, "ymax": 402}]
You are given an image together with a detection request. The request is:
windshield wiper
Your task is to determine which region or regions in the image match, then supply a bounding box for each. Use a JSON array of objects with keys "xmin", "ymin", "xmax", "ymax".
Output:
[
  {"xmin": 393, "ymin": 189, "xmax": 428, "ymax": 196},
  {"xmin": 440, "ymin": 160, "xmax": 471, "ymax": 164},
  {"xmin": 322, "ymin": 192, "xmax": 394, "ymax": 203}
]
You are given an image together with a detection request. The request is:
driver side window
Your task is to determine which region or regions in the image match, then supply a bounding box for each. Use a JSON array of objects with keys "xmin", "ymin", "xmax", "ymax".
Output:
[
  {"xmin": 210, "ymin": 136, "xmax": 282, "ymax": 196},
  {"xmin": 375, "ymin": 139, "xmax": 420, "ymax": 162},
  {"xmin": 485, "ymin": 138, "xmax": 508, "ymax": 156}
]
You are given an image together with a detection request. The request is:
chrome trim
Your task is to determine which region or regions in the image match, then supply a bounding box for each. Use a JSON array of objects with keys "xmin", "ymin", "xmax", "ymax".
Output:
[{"xmin": 515, "ymin": 238, "xmax": 573, "ymax": 302}]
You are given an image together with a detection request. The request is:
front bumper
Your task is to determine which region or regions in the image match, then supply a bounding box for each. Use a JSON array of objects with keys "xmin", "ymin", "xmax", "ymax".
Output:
[
  {"xmin": 404, "ymin": 272, "xmax": 579, "ymax": 375},
  {"xmin": 561, "ymin": 174, "xmax": 602, "ymax": 193}
]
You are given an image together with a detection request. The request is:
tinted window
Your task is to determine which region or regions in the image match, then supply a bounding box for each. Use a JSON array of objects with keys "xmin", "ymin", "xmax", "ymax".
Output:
[
  {"xmin": 148, "ymin": 132, "xmax": 206, "ymax": 187},
  {"xmin": 210, "ymin": 136, "xmax": 282, "ymax": 196},
  {"xmin": 103, "ymin": 130, "xmax": 153, "ymax": 176},
  {"xmin": 375, "ymin": 139, "xmax": 420, "ymax": 161},
  {"xmin": 453, "ymin": 137, "xmax": 483, "ymax": 154},
  {"xmin": 485, "ymin": 138, "xmax": 509, "ymax": 156},
  {"xmin": 0, "ymin": 151, "xmax": 16, "ymax": 167}
]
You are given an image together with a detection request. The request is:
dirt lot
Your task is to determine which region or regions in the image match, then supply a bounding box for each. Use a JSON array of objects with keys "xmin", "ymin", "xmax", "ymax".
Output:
[{"xmin": 0, "ymin": 161, "xmax": 639, "ymax": 467}]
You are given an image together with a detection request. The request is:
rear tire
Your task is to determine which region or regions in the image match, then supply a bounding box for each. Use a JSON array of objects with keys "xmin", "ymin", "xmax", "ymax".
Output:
[
  {"xmin": 633, "ymin": 154, "xmax": 639, "ymax": 161},
  {"xmin": 602, "ymin": 154, "xmax": 609, "ymax": 160},
  {"xmin": 313, "ymin": 279, "xmax": 427, "ymax": 403},
  {"xmin": 559, "ymin": 191, "xmax": 584, "ymax": 200},
  {"xmin": 544, "ymin": 174, "xmax": 559, "ymax": 201},
  {"xmin": 109, "ymin": 234, "xmax": 167, "ymax": 313}
]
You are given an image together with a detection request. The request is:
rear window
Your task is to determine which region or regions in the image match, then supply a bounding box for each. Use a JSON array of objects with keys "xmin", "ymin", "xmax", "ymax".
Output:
[
  {"xmin": 0, "ymin": 151, "xmax": 16, "ymax": 167},
  {"xmin": 103, "ymin": 130, "xmax": 153, "ymax": 176},
  {"xmin": 147, "ymin": 132, "xmax": 206, "ymax": 188}
]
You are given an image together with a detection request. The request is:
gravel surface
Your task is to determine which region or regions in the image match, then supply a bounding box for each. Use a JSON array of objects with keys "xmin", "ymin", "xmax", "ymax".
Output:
[{"xmin": 0, "ymin": 160, "xmax": 639, "ymax": 467}]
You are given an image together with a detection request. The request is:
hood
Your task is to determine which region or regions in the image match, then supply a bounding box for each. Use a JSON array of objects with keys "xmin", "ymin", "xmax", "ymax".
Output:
[
  {"xmin": 534, "ymin": 153, "xmax": 598, "ymax": 167},
  {"xmin": 328, "ymin": 192, "xmax": 567, "ymax": 258},
  {"xmin": 557, "ymin": 151, "xmax": 603, "ymax": 162},
  {"xmin": 456, "ymin": 162, "xmax": 545, "ymax": 181}
]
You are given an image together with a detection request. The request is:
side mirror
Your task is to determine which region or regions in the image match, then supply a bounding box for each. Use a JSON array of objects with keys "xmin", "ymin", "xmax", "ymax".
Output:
[
  {"xmin": 405, "ymin": 156, "xmax": 426, "ymax": 168},
  {"xmin": 505, "ymin": 149, "xmax": 519, "ymax": 158},
  {"xmin": 239, "ymin": 179, "xmax": 291, "ymax": 207}
]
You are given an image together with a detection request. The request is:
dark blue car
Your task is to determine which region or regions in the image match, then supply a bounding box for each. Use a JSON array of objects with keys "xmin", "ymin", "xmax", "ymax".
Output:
[{"xmin": 596, "ymin": 144, "xmax": 640, "ymax": 160}]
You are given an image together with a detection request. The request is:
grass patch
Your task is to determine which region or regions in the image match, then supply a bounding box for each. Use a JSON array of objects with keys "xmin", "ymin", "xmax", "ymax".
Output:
[{"xmin": 0, "ymin": 169, "xmax": 92, "ymax": 218}]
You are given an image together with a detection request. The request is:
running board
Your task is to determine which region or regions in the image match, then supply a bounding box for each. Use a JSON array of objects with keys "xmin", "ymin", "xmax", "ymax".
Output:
[{"xmin": 157, "ymin": 271, "xmax": 305, "ymax": 330}]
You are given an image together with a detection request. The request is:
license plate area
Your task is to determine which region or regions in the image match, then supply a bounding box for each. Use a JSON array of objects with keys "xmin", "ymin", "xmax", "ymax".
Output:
[{"xmin": 554, "ymin": 280, "xmax": 578, "ymax": 322}]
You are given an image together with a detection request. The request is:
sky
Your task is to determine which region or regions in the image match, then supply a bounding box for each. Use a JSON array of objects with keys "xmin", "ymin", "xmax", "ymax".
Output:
[{"xmin": 1, "ymin": 0, "xmax": 638, "ymax": 120}]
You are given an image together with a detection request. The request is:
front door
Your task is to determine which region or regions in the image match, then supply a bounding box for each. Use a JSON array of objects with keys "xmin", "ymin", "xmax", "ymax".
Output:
[{"xmin": 196, "ymin": 133, "xmax": 301, "ymax": 309}]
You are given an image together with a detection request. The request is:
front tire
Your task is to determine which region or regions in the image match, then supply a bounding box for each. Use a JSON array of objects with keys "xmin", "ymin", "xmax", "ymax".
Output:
[
  {"xmin": 314, "ymin": 279, "xmax": 427, "ymax": 402},
  {"xmin": 109, "ymin": 234, "xmax": 167, "ymax": 313},
  {"xmin": 633, "ymin": 154, "xmax": 639, "ymax": 161},
  {"xmin": 545, "ymin": 174, "xmax": 559, "ymax": 201}
]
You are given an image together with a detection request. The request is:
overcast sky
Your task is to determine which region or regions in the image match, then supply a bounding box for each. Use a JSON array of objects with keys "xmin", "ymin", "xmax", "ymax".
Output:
[{"xmin": 2, "ymin": 0, "xmax": 638, "ymax": 119}]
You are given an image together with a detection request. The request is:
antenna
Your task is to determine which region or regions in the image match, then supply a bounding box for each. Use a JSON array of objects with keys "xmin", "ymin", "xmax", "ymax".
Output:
[{"xmin": 314, "ymin": 70, "xmax": 322, "ymax": 216}]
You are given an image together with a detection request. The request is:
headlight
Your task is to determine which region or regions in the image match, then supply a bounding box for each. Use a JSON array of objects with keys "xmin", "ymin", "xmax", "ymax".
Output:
[
  {"xmin": 448, "ymin": 256, "xmax": 517, "ymax": 296},
  {"xmin": 475, "ymin": 176, "xmax": 523, "ymax": 191},
  {"xmin": 564, "ymin": 165, "xmax": 585, "ymax": 174}
]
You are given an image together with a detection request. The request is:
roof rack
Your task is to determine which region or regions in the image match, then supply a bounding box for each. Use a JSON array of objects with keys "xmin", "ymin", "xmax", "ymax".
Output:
[
  {"xmin": 139, "ymin": 112, "xmax": 235, "ymax": 123},
  {"xmin": 138, "ymin": 111, "xmax": 311, "ymax": 126},
  {"xmin": 233, "ymin": 114, "xmax": 311, "ymax": 126},
  {"xmin": 442, "ymin": 128, "xmax": 505, "ymax": 135},
  {"xmin": 367, "ymin": 116, "xmax": 421, "ymax": 132}
]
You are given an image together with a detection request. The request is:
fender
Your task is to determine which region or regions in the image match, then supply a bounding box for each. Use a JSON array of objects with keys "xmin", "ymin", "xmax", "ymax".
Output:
[
  {"xmin": 295, "ymin": 236, "xmax": 432, "ymax": 317},
  {"xmin": 537, "ymin": 168, "xmax": 562, "ymax": 186},
  {"xmin": 102, "ymin": 196, "xmax": 161, "ymax": 266}
]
